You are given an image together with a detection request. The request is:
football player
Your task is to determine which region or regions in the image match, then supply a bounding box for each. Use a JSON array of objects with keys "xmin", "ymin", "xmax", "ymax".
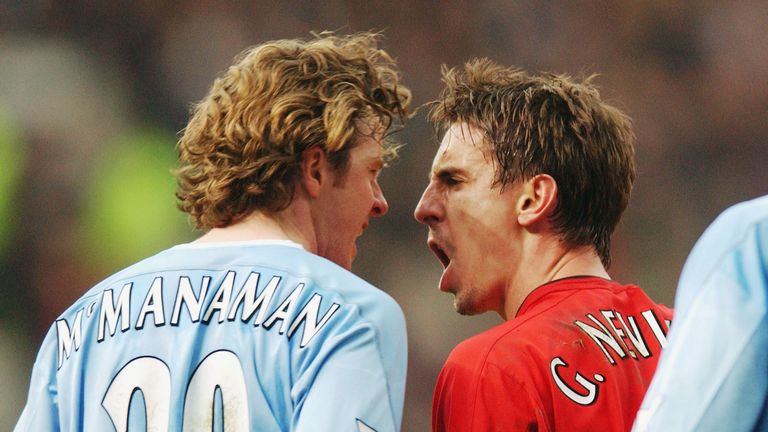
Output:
[
  {"xmin": 415, "ymin": 59, "xmax": 673, "ymax": 431},
  {"xmin": 16, "ymin": 31, "xmax": 411, "ymax": 432}
]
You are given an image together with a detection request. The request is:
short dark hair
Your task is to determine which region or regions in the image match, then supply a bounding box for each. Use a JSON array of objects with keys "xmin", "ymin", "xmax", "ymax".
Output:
[{"xmin": 430, "ymin": 58, "xmax": 636, "ymax": 267}]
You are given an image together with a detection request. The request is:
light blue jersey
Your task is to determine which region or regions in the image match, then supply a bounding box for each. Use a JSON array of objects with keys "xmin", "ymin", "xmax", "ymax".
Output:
[
  {"xmin": 15, "ymin": 240, "xmax": 407, "ymax": 432},
  {"xmin": 634, "ymin": 195, "xmax": 768, "ymax": 432}
]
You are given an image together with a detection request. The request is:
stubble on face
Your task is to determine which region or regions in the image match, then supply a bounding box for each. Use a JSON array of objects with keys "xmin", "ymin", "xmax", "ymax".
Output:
[
  {"xmin": 451, "ymin": 280, "xmax": 500, "ymax": 316},
  {"xmin": 452, "ymin": 288, "xmax": 479, "ymax": 315},
  {"xmin": 422, "ymin": 123, "xmax": 516, "ymax": 318}
]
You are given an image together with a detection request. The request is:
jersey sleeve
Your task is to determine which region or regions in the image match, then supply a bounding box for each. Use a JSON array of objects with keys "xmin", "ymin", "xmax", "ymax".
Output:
[
  {"xmin": 15, "ymin": 326, "xmax": 60, "ymax": 431},
  {"xmin": 292, "ymin": 303, "xmax": 407, "ymax": 432},
  {"xmin": 432, "ymin": 345, "xmax": 546, "ymax": 432},
  {"xmin": 634, "ymin": 198, "xmax": 768, "ymax": 432}
]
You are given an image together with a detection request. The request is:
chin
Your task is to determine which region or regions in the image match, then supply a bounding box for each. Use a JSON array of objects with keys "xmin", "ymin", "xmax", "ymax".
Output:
[
  {"xmin": 452, "ymin": 288, "xmax": 495, "ymax": 316},
  {"xmin": 454, "ymin": 305, "xmax": 483, "ymax": 316},
  {"xmin": 453, "ymin": 296, "xmax": 480, "ymax": 316}
]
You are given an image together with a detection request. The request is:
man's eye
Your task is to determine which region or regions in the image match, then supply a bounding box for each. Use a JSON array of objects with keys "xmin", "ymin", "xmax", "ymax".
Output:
[{"xmin": 439, "ymin": 173, "xmax": 460, "ymax": 186}]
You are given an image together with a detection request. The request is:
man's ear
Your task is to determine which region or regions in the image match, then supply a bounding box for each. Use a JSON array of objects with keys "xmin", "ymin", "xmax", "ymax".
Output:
[
  {"xmin": 516, "ymin": 174, "xmax": 558, "ymax": 227},
  {"xmin": 300, "ymin": 147, "xmax": 327, "ymax": 198}
]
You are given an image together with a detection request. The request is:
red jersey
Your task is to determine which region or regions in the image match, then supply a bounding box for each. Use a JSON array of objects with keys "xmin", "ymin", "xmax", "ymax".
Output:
[{"xmin": 432, "ymin": 277, "xmax": 673, "ymax": 432}]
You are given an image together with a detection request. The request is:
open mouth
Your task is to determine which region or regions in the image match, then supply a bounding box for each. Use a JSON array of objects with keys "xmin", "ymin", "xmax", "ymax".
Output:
[{"xmin": 428, "ymin": 240, "xmax": 451, "ymax": 269}]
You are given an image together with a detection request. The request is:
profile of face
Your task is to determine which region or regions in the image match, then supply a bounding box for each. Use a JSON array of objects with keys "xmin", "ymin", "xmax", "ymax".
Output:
[
  {"xmin": 414, "ymin": 123, "xmax": 523, "ymax": 316},
  {"xmin": 313, "ymin": 121, "xmax": 389, "ymax": 270}
]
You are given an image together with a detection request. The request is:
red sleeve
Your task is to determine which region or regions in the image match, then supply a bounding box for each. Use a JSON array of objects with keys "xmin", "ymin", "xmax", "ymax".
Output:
[{"xmin": 432, "ymin": 347, "xmax": 548, "ymax": 432}]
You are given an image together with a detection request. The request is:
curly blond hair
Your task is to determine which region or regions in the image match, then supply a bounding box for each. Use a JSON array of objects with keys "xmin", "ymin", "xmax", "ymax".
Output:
[
  {"xmin": 431, "ymin": 59, "xmax": 635, "ymax": 267},
  {"xmin": 176, "ymin": 31, "xmax": 411, "ymax": 229}
]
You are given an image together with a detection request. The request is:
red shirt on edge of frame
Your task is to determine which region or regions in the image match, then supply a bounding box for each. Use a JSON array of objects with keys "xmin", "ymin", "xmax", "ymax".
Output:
[{"xmin": 432, "ymin": 277, "xmax": 673, "ymax": 432}]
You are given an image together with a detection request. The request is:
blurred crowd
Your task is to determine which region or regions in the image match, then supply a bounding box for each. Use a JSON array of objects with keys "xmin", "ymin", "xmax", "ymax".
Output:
[{"xmin": 1, "ymin": 1, "xmax": 767, "ymax": 430}]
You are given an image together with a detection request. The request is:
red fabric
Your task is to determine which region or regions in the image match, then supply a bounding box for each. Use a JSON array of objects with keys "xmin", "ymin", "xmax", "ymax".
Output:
[{"xmin": 432, "ymin": 277, "xmax": 673, "ymax": 432}]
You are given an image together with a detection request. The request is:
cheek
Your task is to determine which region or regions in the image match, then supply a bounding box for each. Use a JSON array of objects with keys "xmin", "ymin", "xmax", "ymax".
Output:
[
  {"xmin": 453, "ymin": 224, "xmax": 507, "ymax": 276},
  {"xmin": 342, "ymin": 184, "xmax": 374, "ymax": 223},
  {"xmin": 454, "ymin": 207, "xmax": 498, "ymax": 243}
]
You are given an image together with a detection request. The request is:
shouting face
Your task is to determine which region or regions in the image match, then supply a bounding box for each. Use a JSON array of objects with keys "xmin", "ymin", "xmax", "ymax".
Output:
[{"xmin": 414, "ymin": 123, "xmax": 525, "ymax": 316}]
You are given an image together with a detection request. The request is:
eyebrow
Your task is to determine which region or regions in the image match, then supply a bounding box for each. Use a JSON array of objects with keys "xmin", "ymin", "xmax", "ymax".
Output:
[
  {"xmin": 369, "ymin": 156, "xmax": 385, "ymax": 167},
  {"xmin": 364, "ymin": 156, "xmax": 385, "ymax": 172},
  {"xmin": 430, "ymin": 165, "xmax": 463, "ymax": 181}
]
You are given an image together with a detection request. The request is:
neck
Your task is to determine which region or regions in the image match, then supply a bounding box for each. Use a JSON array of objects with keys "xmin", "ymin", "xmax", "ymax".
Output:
[
  {"xmin": 502, "ymin": 242, "xmax": 608, "ymax": 320},
  {"xmin": 193, "ymin": 203, "xmax": 317, "ymax": 253}
]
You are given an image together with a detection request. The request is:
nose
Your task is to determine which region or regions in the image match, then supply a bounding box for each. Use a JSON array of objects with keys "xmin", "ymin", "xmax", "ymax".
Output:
[
  {"xmin": 414, "ymin": 182, "xmax": 441, "ymax": 225},
  {"xmin": 370, "ymin": 181, "xmax": 389, "ymax": 217}
]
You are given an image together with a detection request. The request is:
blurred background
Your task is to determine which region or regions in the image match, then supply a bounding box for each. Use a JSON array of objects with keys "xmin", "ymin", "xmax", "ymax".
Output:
[{"xmin": 1, "ymin": 1, "xmax": 767, "ymax": 430}]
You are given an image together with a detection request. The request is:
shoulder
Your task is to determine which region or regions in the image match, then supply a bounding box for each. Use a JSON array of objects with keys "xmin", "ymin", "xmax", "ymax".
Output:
[
  {"xmin": 270, "ymin": 250, "xmax": 406, "ymax": 365},
  {"xmin": 688, "ymin": 195, "xmax": 768, "ymax": 266},
  {"xmin": 440, "ymin": 323, "xmax": 531, "ymax": 384},
  {"xmin": 295, "ymin": 250, "xmax": 405, "ymax": 325},
  {"xmin": 442, "ymin": 321, "xmax": 532, "ymax": 381},
  {"xmin": 714, "ymin": 195, "xmax": 768, "ymax": 227},
  {"xmin": 676, "ymin": 195, "xmax": 768, "ymax": 311},
  {"xmin": 451, "ymin": 322, "xmax": 517, "ymax": 355},
  {"xmin": 694, "ymin": 195, "xmax": 768, "ymax": 257},
  {"xmin": 435, "ymin": 323, "xmax": 543, "ymax": 430},
  {"xmin": 522, "ymin": 277, "xmax": 670, "ymax": 315}
]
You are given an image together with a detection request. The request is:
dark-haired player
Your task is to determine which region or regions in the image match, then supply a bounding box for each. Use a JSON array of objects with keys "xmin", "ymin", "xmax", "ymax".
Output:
[{"xmin": 415, "ymin": 60, "xmax": 672, "ymax": 431}]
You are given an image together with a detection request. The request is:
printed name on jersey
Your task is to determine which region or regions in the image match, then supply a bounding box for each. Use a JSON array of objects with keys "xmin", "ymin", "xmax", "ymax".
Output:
[
  {"xmin": 551, "ymin": 308, "xmax": 671, "ymax": 405},
  {"xmin": 55, "ymin": 271, "xmax": 340, "ymax": 369}
]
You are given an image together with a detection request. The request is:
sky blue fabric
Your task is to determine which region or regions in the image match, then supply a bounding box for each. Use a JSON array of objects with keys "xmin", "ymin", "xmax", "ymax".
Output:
[
  {"xmin": 15, "ymin": 241, "xmax": 407, "ymax": 432},
  {"xmin": 634, "ymin": 195, "xmax": 768, "ymax": 431}
]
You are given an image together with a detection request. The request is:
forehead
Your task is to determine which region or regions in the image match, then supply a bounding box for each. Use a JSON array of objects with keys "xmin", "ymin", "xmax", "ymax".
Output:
[
  {"xmin": 432, "ymin": 123, "xmax": 492, "ymax": 170},
  {"xmin": 351, "ymin": 118, "xmax": 386, "ymax": 159}
]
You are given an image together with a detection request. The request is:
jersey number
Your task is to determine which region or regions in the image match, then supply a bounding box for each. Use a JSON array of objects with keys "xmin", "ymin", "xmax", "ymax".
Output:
[{"xmin": 102, "ymin": 350, "xmax": 249, "ymax": 431}]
